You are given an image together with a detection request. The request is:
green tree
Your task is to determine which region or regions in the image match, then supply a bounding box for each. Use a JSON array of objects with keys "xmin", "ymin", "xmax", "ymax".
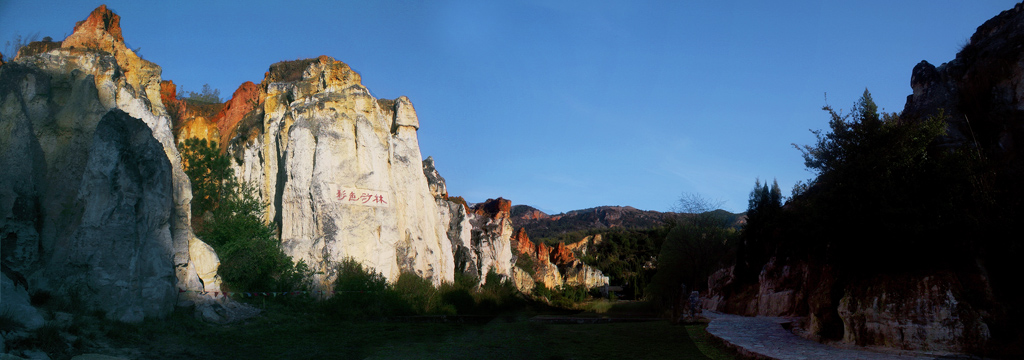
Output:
[
  {"xmin": 646, "ymin": 194, "xmax": 736, "ymax": 309},
  {"xmin": 3, "ymin": 32, "xmax": 39, "ymax": 59},
  {"xmin": 180, "ymin": 136, "xmax": 309, "ymax": 293},
  {"xmin": 179, "ymin": 137, "xmax": 232, "ymax": 219},
  {"xmin": 789, "ymin": 89, "xmax": 976, "ymax": 272},
  {"xmin": 735, "ymin": 178, "xmax": 783, "ymax": 280},
  {"xmin": 178, "ymin": 83, "xmax": 222, "ymax": 103}
]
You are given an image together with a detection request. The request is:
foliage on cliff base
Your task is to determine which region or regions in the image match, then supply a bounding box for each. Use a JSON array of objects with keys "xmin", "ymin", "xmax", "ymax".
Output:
[
  {"xmin": 762, "ymin": 90, "xmax": 984, "ymax": 274},
  {"xmin": 321, "ymin": 260, "xmax": 527, "ymax": 320},
  {"xmin": 180, "ymin": 137, "xmax": 309, "ymax": 293},
  {"xmin": 646, "ymin": 194, "xmax": 738, "ymax": 311},
  {"xmin": 730, "ymin": 90, "xmax": 1014, "ymax": 350}
]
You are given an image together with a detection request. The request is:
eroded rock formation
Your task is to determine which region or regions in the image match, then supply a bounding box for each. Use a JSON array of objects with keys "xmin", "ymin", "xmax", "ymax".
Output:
[
  {"xmin": 509, "ymin": 226, "xmax": 608, "ymax": 290},
  {"xmin": 467, "ymin": 198, "xmax": 515, "ymax": 284},
  {"xmin": 0, "ymin": 5, "xmax": 226, "ymax": 322},
  {"xmin": 226, "ymin": 56, "xmax": 454, "ymax": 287}
]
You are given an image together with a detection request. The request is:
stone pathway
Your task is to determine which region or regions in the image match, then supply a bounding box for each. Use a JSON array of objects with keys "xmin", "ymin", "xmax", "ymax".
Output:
[{"xmin": 704, "ymin": 312, "xmax": 963, "ymax": 360}]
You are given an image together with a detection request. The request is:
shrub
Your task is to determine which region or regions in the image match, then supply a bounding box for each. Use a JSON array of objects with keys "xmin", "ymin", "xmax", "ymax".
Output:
[
  {"xmin": 532, "ymin": 281, "xmax": 551, "ymax": 299},
  {"xmin": 548, "ymin": 285, "xmax": 591, "ymax": 309},
  {"xmin": 0, "ymin": 308, "xmax": 24, "ymax": 332},
  {"xmin": 30, "ymin": 322, "xmax": 65, "ymax": 355},
  {"xmin": 514, "ymin": 251, "xmax": 537, "ymax": 278},
  {"xmin": 393, "ymin": 272, "xmax": 442, "ymax": 315},
  {"xmin": 179, "ymin": 137, "xmax": 232, "ymax": 220},
  {"xmin": 322, "ymin": 258, "xmax": 410, "ymax": 320},
  {"xmin": 178, "ymin": 83, "xmax": 222, "ymax": 104},
  {"xmin": 30, "ymin": 290, "xmax": 52, "ymax": 307},
  {"xmin": 182, "ymin": 137, "xmax": 310, "ymax": 293},
  {"xmin": 199, "ymin": 182, "xmax": 309, "ymax": 293}
]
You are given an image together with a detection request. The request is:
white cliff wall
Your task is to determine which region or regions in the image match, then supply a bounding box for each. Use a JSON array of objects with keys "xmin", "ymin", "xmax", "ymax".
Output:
[
  {"xmin": 229, "ymin": 56, "xmax": 454, "ymax": 287},
  {"xmin": 0, "ymin": 5, "xmax": 221, "ymax": 321}
]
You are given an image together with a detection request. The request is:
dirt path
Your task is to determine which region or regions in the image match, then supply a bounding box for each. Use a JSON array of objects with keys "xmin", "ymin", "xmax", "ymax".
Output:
[{"xmin": 703, "ymin": 312, "xmax": 957, "ymax": 360}]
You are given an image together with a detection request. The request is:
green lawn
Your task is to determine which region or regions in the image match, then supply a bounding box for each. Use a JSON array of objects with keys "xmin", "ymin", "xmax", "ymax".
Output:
[{"xmin": 91, "ymin": 304, "xmax": 741, "ymax": 360}]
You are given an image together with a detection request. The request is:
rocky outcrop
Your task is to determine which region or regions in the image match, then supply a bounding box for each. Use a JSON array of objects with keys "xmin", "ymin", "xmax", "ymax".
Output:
[
  {"xmin": 211, "ymin": 81, "xmax": 261, "ymax": 151},
  {"xmin": 227, "ymin": 56, "xmax": 454, "ymax": 287},
  {"xmin": 0, "ymin": 5, "xmax": 225, "ymax": 322},
  {"xmin": 160, "ymin": 79, "xmax": 226, "ymax": 147},
  {"xmin": 512, "ymin": 205, "xmax": 673, "ymax": 240},
  {"xmin": 551, "ymin": 242, "xmax": 575, "ymax": 265},
  {"xmin": 176, "ymin": 115, "xmax": 219, "ymax": 146},
  {"xmin": 1, "ymin": 272, "xmax": 44, "ymax": 330},
  {"xmin": 565, "ymin": 234, "xmax": 601, "ymax": 256},
  {"xmin": 160, "ymin": 81, "xmax": 187, "ymax": 127},
  {"xmin": 50, "ymin": 110, "xmax": 176, "ymax": 322},
  {"xmin": 705, "ymin": 257, "xmax": 990, "ymax": 353},
  {"xmin": 903, "ymin": 2, "xmax": 1024, "ymax": 168},
  {"xmin": 510, "ymin": 227, "xmax": 608, "ymax": 290},
  {"xmin": 424, "ymin": 158, "xmax": 478, "ymax": 281},
  {"xmin": 837, "ymin": 273, "xmax": 990, "ymax": 352},
  {"xmin": 466, "ymin": 198, "xmax": 515, "ymax": 284}
]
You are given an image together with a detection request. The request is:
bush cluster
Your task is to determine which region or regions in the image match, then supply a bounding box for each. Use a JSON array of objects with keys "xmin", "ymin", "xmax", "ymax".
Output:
[
  {"xmin": 320, "ymin": 260, "xmax": 525, "ymax": 320},
  {"xmin": 180, "ymin": 137, "xmax": 309, "ymax": 293}
]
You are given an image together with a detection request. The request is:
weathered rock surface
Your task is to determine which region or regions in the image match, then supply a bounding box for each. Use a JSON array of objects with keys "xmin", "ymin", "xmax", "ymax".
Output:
[
  {"xmin": 423, "ymin": 158, "xmax": 479, "ymax": 282},
  {"xmin": 0, "ymin": 5, "xmax": 224, "ymax": 321},
  {"xmin": 466, "ymin": 198, "xmax": 515, "ymax": 284},
  {"xmin": 211, "ymin": 81, "xmax": 261, "ymax": 151},
  {"xmin": 160, "ymin": 79, "xmax": 225, "ymax": 147},
  {"xmin": 0, "ymin": 272, "xmax": 44, "ymax": 330},
  {"xmin": 227, "ymin": 56, "xmax": 454, "ymax": 287},
  {"xmin": 50, "ymin": 110, "xmax": 176, "ymax": 322},
  {"xmin": 705, "ymin": 257, "xmax": 990, "ymax": 353},
  {"xmin": 175, "ymin": 115, "xmax": 219, "ymax": 146},
  {"xmin": 509, "ymin": 226, "xmax": 607, "ymax": 290},
  {"xmin": 837, "ymin": 273, "xmax": 990, "ymax": 352}
]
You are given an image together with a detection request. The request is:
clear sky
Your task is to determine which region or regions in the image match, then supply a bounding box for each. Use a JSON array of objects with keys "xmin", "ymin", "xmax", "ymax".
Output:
[{"xmin": 2, "ymin": 1, "xmax": 1018, "ymax": 214}]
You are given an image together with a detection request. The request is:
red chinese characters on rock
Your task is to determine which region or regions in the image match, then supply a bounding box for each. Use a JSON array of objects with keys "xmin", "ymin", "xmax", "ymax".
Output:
[{"xmin": 333, "ymin": 187, "xmax": 389, "ymax": 207}]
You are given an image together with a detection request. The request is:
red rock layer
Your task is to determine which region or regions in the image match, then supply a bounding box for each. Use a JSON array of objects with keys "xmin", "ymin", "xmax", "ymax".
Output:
[
  {"xmin": 472, "ymin": 198, "xmax": 512, "ymax": 219},
  {"xmin": 160, "ymin": 80, "xmax": 187, "ymax": 128},
  {"xmin": 551, "ymin": 242, "xmax": 576, "ymax": 265},
  {"xmin": 513, "ymin": 228, "xmax": 533, "ymax": 256},
  {"xmin": 211, "ymin": 81, "xmax": 261, "ymax": 152}
]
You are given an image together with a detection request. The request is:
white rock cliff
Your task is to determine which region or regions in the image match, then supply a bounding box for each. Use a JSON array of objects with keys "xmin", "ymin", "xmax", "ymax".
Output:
[
  {"xmin": 0, "ymin": 5, "xmax": 224, "ymax": 321},
  {"xmin": 228, "ymin": 56, "xmax": 454, "ymax": 287}
]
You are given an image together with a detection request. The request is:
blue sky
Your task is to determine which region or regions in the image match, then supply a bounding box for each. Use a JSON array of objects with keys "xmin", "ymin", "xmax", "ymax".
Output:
[{"xmin": 2, "ymin": 1, "xmax": 1018, "ymax": 214}]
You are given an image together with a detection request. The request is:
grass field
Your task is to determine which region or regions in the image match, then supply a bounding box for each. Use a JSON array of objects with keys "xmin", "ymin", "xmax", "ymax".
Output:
[{"xmin": 85, "ymin": 301, "xmax": 741, "ymax": 360}]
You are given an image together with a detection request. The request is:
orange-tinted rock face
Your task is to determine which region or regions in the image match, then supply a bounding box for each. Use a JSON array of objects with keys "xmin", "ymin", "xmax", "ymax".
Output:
[
  {"xmin": 551, "ymin": 242, "xmax": 576, "ymax": 265},
  {"xmin": 177, "ymin": 116, "xmax": 219, "ymax": 146},
  {"xmin": 212, "ymin": 81, "xmax": 261, "ymax": 151},
  {"xmin": 472, "ymin": 198, "xmax": 512, "ymax": 219},
  {"xmin": 0, "ymin": 51, "xmax": 4, "ymax": 66},
  {"xmin": 62, "ymin": 5, "xmax": 123, "ymax": 53},
  {"xmin": 160, "ymin": 80, "xmax": 187, "ymax": 127},
  {"xmin": 513, "ymin": 228, "xmax": 535, "ymax": 256},
  {"xmin": 536, "ymin": 243, "xmax": 551, "ymax": 264}
]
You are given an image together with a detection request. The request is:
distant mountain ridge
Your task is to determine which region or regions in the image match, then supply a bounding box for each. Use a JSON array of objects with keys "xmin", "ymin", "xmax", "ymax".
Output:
[{"xmin": 511, "ymin": 205, "xmax": 674, "ymax": 241}]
